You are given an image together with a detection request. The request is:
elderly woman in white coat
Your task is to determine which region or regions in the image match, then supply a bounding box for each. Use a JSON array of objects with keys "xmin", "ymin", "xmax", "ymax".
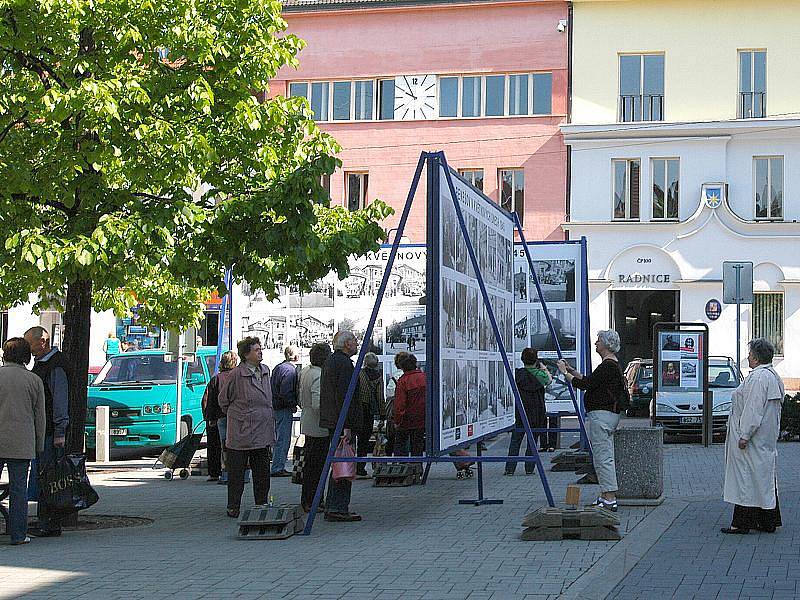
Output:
[{"xmin": 722, "ymin": 338, "xmax": 785, "ymax": 534}]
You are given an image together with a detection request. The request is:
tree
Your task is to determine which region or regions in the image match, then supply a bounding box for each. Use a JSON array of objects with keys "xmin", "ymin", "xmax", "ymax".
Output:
[{"xmin": 0, "ymin": 0, "xmax": 392, "ymax": 452}]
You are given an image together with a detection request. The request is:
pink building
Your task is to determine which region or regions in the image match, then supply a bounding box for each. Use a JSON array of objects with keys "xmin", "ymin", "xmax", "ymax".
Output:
[{"xmin": 273, "ymin": 0, "xmax": 569, "ymax": 243}]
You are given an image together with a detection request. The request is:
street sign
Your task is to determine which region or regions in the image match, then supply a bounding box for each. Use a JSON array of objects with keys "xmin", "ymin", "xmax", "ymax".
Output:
[{"xmin": 722, "ymin": 261, "xmax": 753, "ymax": 304}]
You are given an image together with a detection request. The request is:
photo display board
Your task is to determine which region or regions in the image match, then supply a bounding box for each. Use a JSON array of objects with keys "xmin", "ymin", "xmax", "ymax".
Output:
[
  {"xmin": 431, "ymin": 166, "xmax": 516, "ymax": 453},
  {"xmin": 513, "ymin": 241, "xmax": 586, "ymax": 414},
  {"xmin": 657, "ymin": 331, "xmax": 704, "ymax": 393}
]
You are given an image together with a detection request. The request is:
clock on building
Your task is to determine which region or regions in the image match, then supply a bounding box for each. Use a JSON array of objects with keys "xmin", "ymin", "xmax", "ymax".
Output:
[{"xmin": 394, "ymin": 74, "xmax": 438, "ymax": 120}]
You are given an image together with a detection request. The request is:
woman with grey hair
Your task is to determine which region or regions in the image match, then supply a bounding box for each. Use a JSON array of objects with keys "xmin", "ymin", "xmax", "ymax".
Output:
[
  {"xmin": 722, "ymin": 338, "xmax": 785, "ymax": 534},
  {"xmin": 557, "ymin": 330, "xmax": 626, "ymax": 512}
]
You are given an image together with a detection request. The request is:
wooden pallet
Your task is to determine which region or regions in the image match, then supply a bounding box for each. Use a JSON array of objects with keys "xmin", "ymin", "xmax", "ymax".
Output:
[
  {"xmin": 237, "ymin": 504, "xmax": 305, "ymax": 540},
  {"xmin": 372, "ymin": 463, "xmax": 421, "ymax": 487},
  {"xmin": 190, "ymin": 457, "xmax": 208, "ymax": 476},
  {"xmin": 521, "ymin": 507, "xmax": 621, "ymax": 541}
]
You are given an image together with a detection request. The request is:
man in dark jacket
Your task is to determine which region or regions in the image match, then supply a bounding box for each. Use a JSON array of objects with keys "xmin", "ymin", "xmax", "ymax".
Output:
[
  {"xmin": 319, "ymin": 330, "xmax": 362, "ymax": 522},
  {"xmin": 23, "ymin": 326, "xmax": 70, "ymax": 538},
  {"xmin": 271, "ymin": 346, "xmax": 299, "ymax": 477}
]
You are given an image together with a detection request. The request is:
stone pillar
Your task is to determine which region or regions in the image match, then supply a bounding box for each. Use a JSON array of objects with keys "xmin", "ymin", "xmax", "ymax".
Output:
[{"xmin": 614, "ymin": 426, "xmax": 664, "ymax": 505}]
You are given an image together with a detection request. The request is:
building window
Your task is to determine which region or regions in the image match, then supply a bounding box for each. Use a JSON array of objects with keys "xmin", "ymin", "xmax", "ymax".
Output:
[
  {"xmin": 462, "ymin": 76, "xmax": 482, "ymax": 118},
  {"xmin": 532, "ymin": 73, "xmax": 552, "ymax": 115},
  {"xmin": 485, "ymin": 75, "xmax": 505, "ymax": 117},
  {"xmin": 754, "ymin": 156, "xmax": 783, "ymax": 220},
  {"xmin": 354, "ymin": 80, "xmax": 374, "ymax": 120},
  {"xmin": 379, "ymin": 79, "xmax": 395, "ymax": 120},
  {"xmin": 613, "ymin": 159, "xmax": 640, "ymax": 220},
  {"xmin": 499, "ymin": 169, "xmax": 524, "ymax": 225},
  {"xmin": 619, "ymin": 54, "xmax": 664, "ymax": 122},
  {"xmin": 508, "ymin": 74, "xmax": 528, "ymax": 116},
  {"xmin": 459, "ymin": 169, "xmax": 484, "ymax": 191},
  {"xmin": 651, "ymin": 158, "xmax": 679, "ymax": 220},
  {"xmin": 739, "ymin": 50, "xmax": 766, "ymax": 118},
  {"xmin": 753, "ymin": 293, "xmax": 783, "ymax": 356},
  {"xmin": 332, "ymin": 81, "xmax": 352, "ymax": 121},
  {"xmin": 310, "ymin": 82, "xmax": 330, "ymax": 121},
  {"xmin": 439, "ymin": 77, "xmax": 458, "ymax": 117},
  {"xmin": 346, "ymin": 172, "xmax": 368, "ymax": 211},
  {"xmin": 289, "ymin": 82, "xmax": 308, "ymax": 99}
]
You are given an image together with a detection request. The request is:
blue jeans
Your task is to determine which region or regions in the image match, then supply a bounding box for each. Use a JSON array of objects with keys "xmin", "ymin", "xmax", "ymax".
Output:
[
  {"xmin": 271, "ymin": 408, "xmax": 293, "ymax": 474},
  {"xmin": 1, "ymin": 458, "xmax": 31, "ymax": 543}
]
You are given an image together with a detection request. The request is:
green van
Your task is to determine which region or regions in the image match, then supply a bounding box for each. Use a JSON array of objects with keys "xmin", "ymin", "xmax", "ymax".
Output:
[{"xmin": 85, "ymin": 347, "xmax": 220, "ymax": 456}]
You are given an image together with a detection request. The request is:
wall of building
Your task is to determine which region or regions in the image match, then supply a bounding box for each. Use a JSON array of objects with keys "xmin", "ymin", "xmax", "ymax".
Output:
[
  {"xmin": 572, "ymin": 0, "xmax": 800, "ymax": 124},
  {"xmin": 276, "ymin": 0, "xmax": 569, "ymax": 243}
]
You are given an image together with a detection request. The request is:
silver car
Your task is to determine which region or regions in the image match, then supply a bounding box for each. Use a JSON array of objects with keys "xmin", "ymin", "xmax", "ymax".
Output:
[{"xmin": 652, "ymin": 356, "xmax": 742, "ymax": 438}]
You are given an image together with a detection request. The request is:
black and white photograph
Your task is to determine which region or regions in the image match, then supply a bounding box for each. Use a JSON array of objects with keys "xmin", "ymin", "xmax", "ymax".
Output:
[
  {"xmin": 384, "ymin": 310, "xmax": 426, "ymax": 355},
  {"xmin": 539, "ymin": 357, "xmax": 578, "ymax": 413},
  {"xmin": 456, "ymin": 362, "xmax": 467, "ymax": 426},
  {"xmin": 504, "ymin": 298, "xmax": 514, "ymax": 351},
  {"xmin": 442, "ymin": 359, "xmax": 455, "ymax": 430},
  {"xmin": 467, "ymin": 214, "xmax": 478, "ymax": 278},
  {"xmin": 478, "ymin": 361, "xmax": 489, "ymax": 416},
  {"xmin": 529, "ymin": 259, "xmax": 576, "ymax": 303},
  {"xmin": 455, "ymin": 282, "xmax": 467, "ymax": 349},
  {"xmin": 467, "ymin": 286, "xmax": 479, "ymax": 350},
  {"xmin": 514, "ymin": 265, "xmax": 528, "ymax": 302},
  {"xmin": 530, "ymin": 307, "xmax": 577, "ymax": 352},
  {"xmin": 478, "ymin": 301, "xmax": 488, "ymax": 352},
  {"xmin": 504, "ymin": 239, "xmax": 514, "ymax": 292},
  {"xmin": 488, "ymin": 228, "xmax": 497, "ymax": 288},
  {"xmin": 455, "ymin": 218, "xmax": 469, "ymax": 276},
  {"xmin": 468, "ymin": 360, "xmax": 479, "ymax": 423},
  {"xmin": 442, "ymin": 196, "xmax": 456, "ymax": 271},
  {"xmin": 442, "ymin": 277, "xmax": 456, "ymax": 348},
  {"xmin": 488, "ymin": 360, "xmax": 497, "ymax": 417},
  {"xmin": 478, "ymin": 222, "xmax": 488, "ymax": 275},
  {"xmin": 514, "ymin": 310, "xmax": 529, "ymax": 352}
]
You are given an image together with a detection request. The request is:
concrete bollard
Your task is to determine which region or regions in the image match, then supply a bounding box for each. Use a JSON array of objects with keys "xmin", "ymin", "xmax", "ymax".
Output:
[
  {"xmin": 95, "ymin": 406, "xmax": 111, "ymax": 463},
  {"xmin": 613, "ymin": 426, "xmax": 664, "ymax": 506}
]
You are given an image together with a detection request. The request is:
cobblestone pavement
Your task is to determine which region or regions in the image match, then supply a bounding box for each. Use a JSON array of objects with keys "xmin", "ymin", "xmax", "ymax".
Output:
[{"xmin": 1, "ymin": 436, "xmax": 798, "ymax": 600}]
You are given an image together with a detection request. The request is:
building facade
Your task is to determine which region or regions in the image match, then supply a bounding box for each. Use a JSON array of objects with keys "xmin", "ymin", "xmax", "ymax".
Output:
[
  {"xmin": 565, "ymin": 0, "xmax": 800, "ymax": 387},
  {"xmin": 274, "ymin": 0, "xmax": 570, "ymax": 243}
]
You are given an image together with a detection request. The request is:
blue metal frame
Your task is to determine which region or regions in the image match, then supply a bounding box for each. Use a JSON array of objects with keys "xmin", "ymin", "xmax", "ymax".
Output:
[
  {"xmin": 302, "ymin": 152, "xmax": 557, "ymax": 535},
  {"xmin": 514, "ymin": 217, "xmax": 591, "ymax": 454}
]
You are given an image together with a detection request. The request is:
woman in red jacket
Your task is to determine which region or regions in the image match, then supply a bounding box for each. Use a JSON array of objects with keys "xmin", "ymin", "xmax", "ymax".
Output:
[{"xmin": 392, "ymin": 353, "xmax": 426, "ymax": 458}]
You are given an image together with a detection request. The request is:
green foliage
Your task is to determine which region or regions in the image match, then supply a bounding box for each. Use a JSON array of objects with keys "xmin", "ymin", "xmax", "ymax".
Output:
[{"xmin": 0, "ymin": 0, "xmax": 392, "ymax": 329}]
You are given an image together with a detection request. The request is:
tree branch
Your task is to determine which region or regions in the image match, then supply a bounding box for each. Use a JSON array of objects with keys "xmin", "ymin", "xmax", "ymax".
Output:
[{"xmin": 0, "ymin": 110, "xmax": 28, "ymax": 145}]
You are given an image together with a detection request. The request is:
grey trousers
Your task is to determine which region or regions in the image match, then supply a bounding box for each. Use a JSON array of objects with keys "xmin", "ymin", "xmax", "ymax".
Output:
[{"xmin": 587, "ymin": 410, "xmax": 620, "ymax": 493}]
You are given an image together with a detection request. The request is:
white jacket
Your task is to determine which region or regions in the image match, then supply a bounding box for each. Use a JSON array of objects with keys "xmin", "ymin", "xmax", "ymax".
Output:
[{"xmin": 723, "ymin": 364, "xmax": 784, "ymax": 509}]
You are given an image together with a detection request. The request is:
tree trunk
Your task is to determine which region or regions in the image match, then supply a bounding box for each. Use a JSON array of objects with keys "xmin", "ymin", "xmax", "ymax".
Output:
[{"xmin": 62, "ymin": 277, "xmax": 92, "ymax": 454}]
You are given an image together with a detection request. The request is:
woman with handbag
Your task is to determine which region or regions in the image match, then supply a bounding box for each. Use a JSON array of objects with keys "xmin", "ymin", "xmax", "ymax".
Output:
[
  {"xmin": 557, "ymin": 329, "xmax": 626, "ymax": 512},
  {"xmin": 298, "ymin": 342, "xmax": 331, "ymax": 512}
]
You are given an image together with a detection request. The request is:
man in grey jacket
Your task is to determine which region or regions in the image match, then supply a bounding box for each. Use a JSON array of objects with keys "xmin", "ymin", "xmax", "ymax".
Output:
[
  {"xmin": 0, "ymin": 337, "xmax": 46, "ymax": 545},
  {"xmin": 24, "ymin": 326, "xmax": 70, "ymax": 537}
]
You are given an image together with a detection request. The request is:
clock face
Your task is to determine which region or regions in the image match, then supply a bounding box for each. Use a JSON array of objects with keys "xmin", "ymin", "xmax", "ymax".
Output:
[{"xmin": 394, "ymin": 74, "xmax": 438, "ymax": 120}]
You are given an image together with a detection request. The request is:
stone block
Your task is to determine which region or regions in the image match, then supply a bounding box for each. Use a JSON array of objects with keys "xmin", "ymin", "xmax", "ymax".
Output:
[{"xmin": 613, "ymin": 426, "xmax": 664, "ymax": 504}]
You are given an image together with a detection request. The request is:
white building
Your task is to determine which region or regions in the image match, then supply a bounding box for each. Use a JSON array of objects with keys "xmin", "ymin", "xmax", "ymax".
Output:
[{"xmin": 563, "ymin": 119, "xmax": 800, "ymax": 388}]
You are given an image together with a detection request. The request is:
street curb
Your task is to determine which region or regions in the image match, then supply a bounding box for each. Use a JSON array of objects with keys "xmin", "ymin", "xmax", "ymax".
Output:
[{"xmin": 558, "ymin": 499, "xmax": 689, "ymax": 600}]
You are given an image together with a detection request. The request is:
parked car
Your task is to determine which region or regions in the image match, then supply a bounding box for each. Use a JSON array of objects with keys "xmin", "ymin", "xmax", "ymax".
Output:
[
  {"xmin": 623, "ymin": 358, "xmax": 653, "ymax": 417},
  {"xmin": 84, "ymin": 347, "xmax": 219, "ymax": 457},
  {"xmin": 652, "ymin": 356, "xmax": 742, "ymax": 439}
]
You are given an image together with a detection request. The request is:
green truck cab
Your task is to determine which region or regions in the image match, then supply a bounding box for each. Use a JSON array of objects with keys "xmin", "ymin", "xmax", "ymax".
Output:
[{"xmin": 85, "ymin": 347, "xmax": 220, "ymax": 455}]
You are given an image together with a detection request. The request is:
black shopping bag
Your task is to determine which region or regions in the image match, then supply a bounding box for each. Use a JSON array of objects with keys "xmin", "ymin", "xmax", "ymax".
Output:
[
  {"xmin": 291, "ymin": 445, "xmax": 305, "ymax": 485},
  {"xmin": 39, "ymin": 453, "xmax": 100, "ymax": 514}
]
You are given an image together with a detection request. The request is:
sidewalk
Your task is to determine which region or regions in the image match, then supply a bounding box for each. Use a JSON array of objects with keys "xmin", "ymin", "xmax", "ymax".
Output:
[{"xmin": 1, "ymin": 438, "xmax": 798, "ymax": 600}]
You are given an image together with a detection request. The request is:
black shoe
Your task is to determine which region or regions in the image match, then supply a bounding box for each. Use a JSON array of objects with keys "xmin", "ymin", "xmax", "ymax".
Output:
[
  {"xmin": 754, "ymin": 525, "xmax": 777, "ymax": 533},
  {"xmin": 324, "ymin": 512, "xmax": 362, "ymax": 522},
  {"xmin": 721, "ymin": 527, "xmax": 750, "ymax": 534},
  {"xmin": 271, "ymin": 470, "xmax": 292, "ymax": 477},
  {"xmin": 525, "ymin": 470, "xmax": 535, "ymax": 475},
  {"xmin": 226, "ymin": 508, "xmax": 240, "ymax": 518},
  {"xmin": 28, "ymin": 528, "xmax": 61, "ymax": 538}
]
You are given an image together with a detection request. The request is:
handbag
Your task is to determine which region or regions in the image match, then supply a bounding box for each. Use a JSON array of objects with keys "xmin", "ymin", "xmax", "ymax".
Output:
[
  {"xmin": 39, "ymin": 453, "xmax": 100, "ymax": 514},
  {"xmin": 331, "ymin": 434, "xmax": 356, "ymax": 482},
  {"xmin": 291, "ymin": 445, "xmax": 305, "ymax": 485}
]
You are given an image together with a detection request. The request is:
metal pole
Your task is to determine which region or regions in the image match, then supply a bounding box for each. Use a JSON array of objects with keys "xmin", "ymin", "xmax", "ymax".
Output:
[
  {"xmin": 95, "ymin": 406, "xmax": 111, "ymax": 463},
  {"xmin": 735, "ymin": 266, "xmax": 742, "ymax": 380},
  {"xmin": 175, "ymin": 354, "xmax": 184, "ymax": 442}
]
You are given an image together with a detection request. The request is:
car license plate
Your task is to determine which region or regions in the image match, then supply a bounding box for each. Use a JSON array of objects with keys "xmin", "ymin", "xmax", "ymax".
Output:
[
  {"xmin": 680, "ymin": 417, "xmax": 701, "ymax": 424},
  {"xmin": 110, "ymin": 428, "xmax": 128, "ymax": 436}
]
